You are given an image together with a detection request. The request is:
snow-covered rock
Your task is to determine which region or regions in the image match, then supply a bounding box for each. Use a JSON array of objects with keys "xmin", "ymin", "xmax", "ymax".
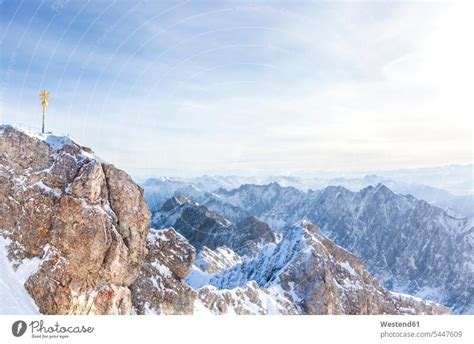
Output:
[
  {"xmin": 131, "ymin": 228, "xmax": 196, "ymax": 315},
  {"xmin": 201, "ymin": 221, "xmax": 450, "ymax": 315},
  {"xmin": 195, "ymin": 246, "xmax": 243, "ymax": 274},
  {"xmin": 195, "ymin": 281, "xmax": 298, "ymax": 315}
]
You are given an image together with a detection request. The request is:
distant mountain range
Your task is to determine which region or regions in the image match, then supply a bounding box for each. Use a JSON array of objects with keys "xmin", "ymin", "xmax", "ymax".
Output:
[{"xmin": 142, "ymin": 168, "xmax": 474, "ymax": 218}]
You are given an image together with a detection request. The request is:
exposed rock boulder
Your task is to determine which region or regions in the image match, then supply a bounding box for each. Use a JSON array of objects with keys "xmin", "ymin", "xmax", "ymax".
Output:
[{"xmin": 0, "ymin": 125, "xmax": 151, "ymax": 314}]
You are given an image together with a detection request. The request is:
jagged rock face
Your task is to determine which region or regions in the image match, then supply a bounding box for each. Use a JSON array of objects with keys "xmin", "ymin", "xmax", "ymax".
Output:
[
  {"xmin": 0, "ymin": 126, "xmax": 151, "ymax": 314},
  {"xmin": 130, "ymin": 228, "xmax": 197, "ymax": 315},
  {"xmin": 153, "ymin": 197, "xmax": 276, "ymax": 256},
  {"xmin": 235, "ymin": 216, "xmax": 276, "ymax": 254},
  {"xmin": 199, "ymin": 221, "xmax": 450, "ymax": 315},
  {"xmin": 195, "ymin": 246, "xmax": 242, "ymax": 274}
]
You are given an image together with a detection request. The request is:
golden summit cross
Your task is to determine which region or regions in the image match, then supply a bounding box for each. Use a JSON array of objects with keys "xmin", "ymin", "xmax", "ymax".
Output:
[{"xmin": 39, "ymin": 90, "xmax": 50, "ymax": 134}]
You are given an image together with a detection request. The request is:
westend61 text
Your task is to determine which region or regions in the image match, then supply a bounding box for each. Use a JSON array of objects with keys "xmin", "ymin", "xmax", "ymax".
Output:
[{"xmin": 380, "ymin": 321, "xmax": 420, "ymax": 328}]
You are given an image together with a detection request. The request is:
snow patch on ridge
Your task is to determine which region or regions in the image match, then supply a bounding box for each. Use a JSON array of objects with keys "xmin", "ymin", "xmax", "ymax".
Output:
[{"xmin": 0, "ymin": 236, "xmax": 40, "ymax": 314}]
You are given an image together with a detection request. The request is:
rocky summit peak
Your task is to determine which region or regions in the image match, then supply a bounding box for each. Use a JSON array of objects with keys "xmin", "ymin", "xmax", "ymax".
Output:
[
  {"xmin": 159, "ymin": 195, "xmax": 191, "ymax": 212},
  {"xmin": 0, "ymin": 124, "xmax": 94, "ymax": 154},
  {"xmin": 0, "ymin": 125, "xmax": 151, "ymax": 314}
]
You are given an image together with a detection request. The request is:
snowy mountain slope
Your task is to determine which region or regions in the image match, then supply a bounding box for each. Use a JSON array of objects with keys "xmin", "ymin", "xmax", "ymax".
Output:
[{"xmin": 190, "ymin": 221, "xmax": 449, "ymax": 315}]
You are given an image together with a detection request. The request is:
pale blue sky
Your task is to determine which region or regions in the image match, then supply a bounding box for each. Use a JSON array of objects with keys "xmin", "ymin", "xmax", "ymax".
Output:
[{"xmin": 1, "ymin": 1, "xmax": 472, "ymax": 177}]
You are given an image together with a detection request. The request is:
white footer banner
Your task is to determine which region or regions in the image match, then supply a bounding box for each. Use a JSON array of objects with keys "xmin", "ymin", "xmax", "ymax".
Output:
[{"xmin": 0, "ymin": 315, "xmax": 472, "ymax": 344}]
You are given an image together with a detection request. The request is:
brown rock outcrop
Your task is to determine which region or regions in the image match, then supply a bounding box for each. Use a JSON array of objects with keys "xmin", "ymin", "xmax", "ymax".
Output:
[{"xmin": 0, "ymin": 125, "xmax": 151, "ymax": 314}]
